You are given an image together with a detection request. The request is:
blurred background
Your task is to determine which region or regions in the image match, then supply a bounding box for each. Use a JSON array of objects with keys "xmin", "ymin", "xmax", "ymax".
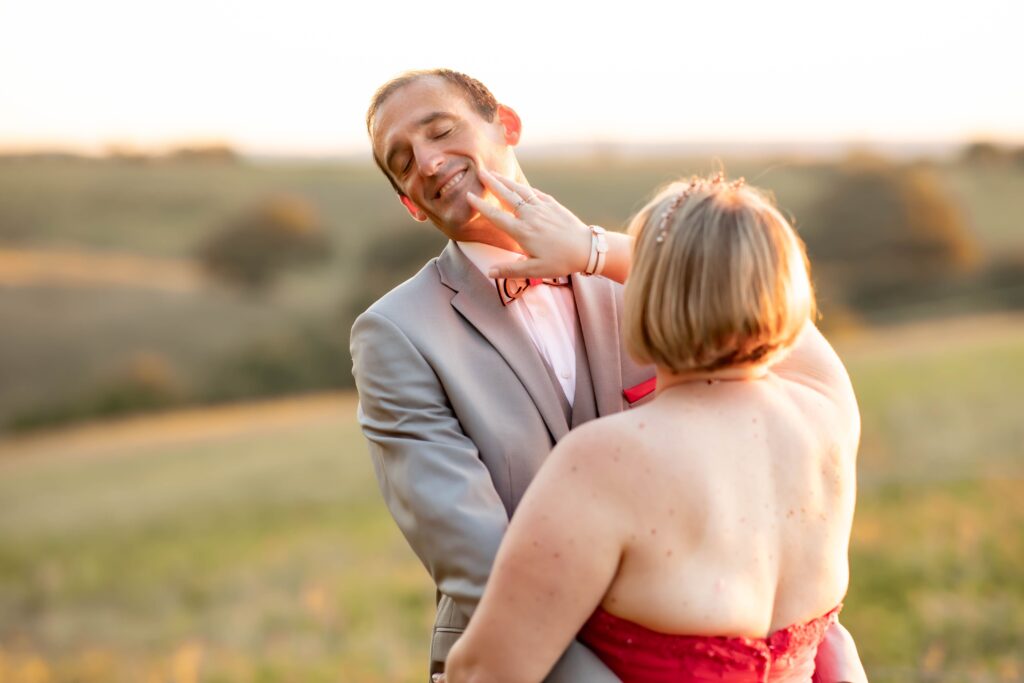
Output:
[{"xmin": 1, "ymin": 1, "xmax": 1022, "ymax": 681}]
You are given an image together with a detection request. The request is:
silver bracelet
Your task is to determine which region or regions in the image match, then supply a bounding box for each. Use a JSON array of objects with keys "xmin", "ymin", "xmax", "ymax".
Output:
[{"xmin": 583, "ymin": 225, "xmax": 608, "ymax": 276}]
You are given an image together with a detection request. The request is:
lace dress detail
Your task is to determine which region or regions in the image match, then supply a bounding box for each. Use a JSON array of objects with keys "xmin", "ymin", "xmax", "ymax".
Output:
[{"xmin": 578, "ymin": 604, "xmax": 842, "ymax": 683}]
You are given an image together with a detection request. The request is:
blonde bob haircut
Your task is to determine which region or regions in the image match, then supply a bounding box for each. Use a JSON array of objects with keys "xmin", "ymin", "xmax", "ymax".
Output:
[{"xmin": 624, "ymin": 175, "xmax": 816, "ymax": 374}]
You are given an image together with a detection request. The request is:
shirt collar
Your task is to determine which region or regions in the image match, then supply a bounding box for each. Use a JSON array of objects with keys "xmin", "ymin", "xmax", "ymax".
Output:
[{"xmin": 456, "ymin": 241, "xmax": 523, "ymax": 280}]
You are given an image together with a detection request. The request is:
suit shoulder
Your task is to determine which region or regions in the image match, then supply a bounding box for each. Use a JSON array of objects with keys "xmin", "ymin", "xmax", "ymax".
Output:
[{"xmin": 355, "ymin": 258, "xmax": 447, "ymax": 326}]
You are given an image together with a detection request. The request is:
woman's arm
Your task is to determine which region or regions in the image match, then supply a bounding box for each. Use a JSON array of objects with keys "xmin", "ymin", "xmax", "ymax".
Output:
[
  {"xmin": 444, "ymin": 422, "xmax": 631, "ymax": 683},
  {"xmin": 467, "ymin": 171, "xmax": 855, "ymax": 413}
]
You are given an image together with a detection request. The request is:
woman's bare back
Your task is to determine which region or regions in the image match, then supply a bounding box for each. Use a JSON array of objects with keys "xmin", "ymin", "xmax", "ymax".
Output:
[{"xmin": 594, "ymin": 334, "xmax": 858, "ymax": 638}]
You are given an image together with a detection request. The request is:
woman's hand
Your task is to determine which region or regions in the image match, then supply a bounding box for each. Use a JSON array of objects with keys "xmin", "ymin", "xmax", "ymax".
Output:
[
  {"xmin": 467, "ymin": 169, "xmax": 634, "ymax": 284},
  {"xmin": 467, "ymin": 169, "xmax": 592, "ymax": 279}
]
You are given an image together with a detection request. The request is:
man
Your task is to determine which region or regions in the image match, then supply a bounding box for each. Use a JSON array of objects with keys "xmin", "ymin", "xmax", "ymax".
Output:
[{"xmin": 351, "ymin": 69, "xmax": 866, "ymax": 682}]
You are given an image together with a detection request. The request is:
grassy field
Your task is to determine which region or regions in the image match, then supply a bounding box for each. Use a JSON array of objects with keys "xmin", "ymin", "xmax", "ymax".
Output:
[
  {"xmin": 2, "ymin": 156, "xmax": 1023, "ymax": 433},
  {"xmin": 1, "ymin": 314, "xmax": 1022, "ymax": 682},
  {"xmin": 0, "ymin": 395, "xmax": 434, "ymax": 683},
  {"xmin": 2, "ymin": 157, "xmax": 1022, "ymax": 255}
]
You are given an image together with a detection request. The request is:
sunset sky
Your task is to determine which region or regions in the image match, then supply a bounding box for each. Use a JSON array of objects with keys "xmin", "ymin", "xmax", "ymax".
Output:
[{"xmin": 1, "ymin": 0, "xmax": 1021, "ymax": 156}]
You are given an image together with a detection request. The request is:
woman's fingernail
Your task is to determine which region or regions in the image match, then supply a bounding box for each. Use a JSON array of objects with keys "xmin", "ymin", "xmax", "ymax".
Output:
[{"xmin": 487, "ymin": 268, "xmax": 498, "ymax": 278}]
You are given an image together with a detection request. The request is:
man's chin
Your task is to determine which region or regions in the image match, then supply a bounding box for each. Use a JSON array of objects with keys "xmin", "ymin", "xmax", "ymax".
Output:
[{"xmin": 435, "ymin": 199, "xmax": 479, "ymax": 234}]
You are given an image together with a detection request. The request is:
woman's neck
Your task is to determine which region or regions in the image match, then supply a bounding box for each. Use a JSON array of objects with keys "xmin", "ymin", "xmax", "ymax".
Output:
[{"xmin": 655, "ymin": 363, "xmax": 769, "ymax": 394}]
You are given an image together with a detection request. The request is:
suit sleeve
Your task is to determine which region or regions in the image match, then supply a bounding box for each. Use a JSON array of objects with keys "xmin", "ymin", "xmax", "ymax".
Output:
[
  {"xmin": 352, "ymin": 310, "xmax": 621, "ymax": 682},
  {"xmin": 351, "ymin": 310, "xmax": 508, "ymax": 618}
]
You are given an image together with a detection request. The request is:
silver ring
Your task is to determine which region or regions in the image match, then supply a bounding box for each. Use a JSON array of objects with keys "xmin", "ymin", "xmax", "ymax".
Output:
[{"xmin": 512, "ymin": 197, "xmax": 528, "ymax": 215}]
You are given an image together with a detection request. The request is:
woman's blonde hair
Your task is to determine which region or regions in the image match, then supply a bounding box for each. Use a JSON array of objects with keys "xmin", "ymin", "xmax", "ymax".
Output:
[{"xmin": 624, "ymin": 174, "xmax": 816, "ymax": 374}]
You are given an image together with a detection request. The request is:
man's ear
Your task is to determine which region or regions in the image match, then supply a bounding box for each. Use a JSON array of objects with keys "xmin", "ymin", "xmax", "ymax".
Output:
[
  {"xmin": 497, "ymin": 105, "xmax": 522, "ymax": 146},
  {"xmin": 399, "ymin": 195, "xmax": 429, "ymax": 222}
]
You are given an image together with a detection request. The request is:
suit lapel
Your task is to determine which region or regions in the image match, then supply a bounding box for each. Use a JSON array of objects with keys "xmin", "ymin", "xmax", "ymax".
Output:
[
  {"xmin": 436, "ymin": 242, "xmax": 570, "ymax": 442},
  {"xmin": 572, "ymin": 274, "xmax": 626, "ymax": 417}
]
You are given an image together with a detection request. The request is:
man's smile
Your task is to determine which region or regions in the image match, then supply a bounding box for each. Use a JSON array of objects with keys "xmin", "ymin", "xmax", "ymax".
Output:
[{"xmin": 435, "ymin": 169, "xmax": 468, "ymax": 200}]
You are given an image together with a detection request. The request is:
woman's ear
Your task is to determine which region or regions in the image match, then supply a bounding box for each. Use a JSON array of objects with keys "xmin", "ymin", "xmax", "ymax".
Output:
[
  {"xmin": 400, "ymin": 195, "xmax": 429, "ymax": 222},
  {"xmin": 497, "ymin": 105, "xmax": 522, "ymax": 146}
]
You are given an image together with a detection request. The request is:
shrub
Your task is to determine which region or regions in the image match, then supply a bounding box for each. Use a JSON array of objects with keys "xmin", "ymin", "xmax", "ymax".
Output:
[
  {"xmin": 960, "ymin": 140, "xmax": 1009, "ymax": 165},
  {"xmin": 806, "ymin": 158, "xmax": 979, "ymax": 310},
  {"xmin": 7, "ymin": 352, "xmax": 183, "ymax": 432},
  {"xmin": 200, "ymin": 321, "xmax": 353, "ymax": 402},
  {"xmin": 197, "ymin": 195, "xmax": 331, "ymax": 291},
  {"xmin": 346, "ymin": 226, "xmax": 447, "ymax": 319}
]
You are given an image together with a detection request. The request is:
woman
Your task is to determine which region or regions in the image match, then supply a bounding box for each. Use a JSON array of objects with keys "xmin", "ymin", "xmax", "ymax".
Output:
[{"xmin": 443, "ymin": 171, "xmax": 860, "ymax": 683}]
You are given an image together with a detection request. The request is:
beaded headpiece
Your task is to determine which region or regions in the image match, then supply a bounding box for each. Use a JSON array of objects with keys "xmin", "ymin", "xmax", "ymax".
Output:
[{"xmin": 654, "ymin": 173, "xmax": 746, "ymax": 244}]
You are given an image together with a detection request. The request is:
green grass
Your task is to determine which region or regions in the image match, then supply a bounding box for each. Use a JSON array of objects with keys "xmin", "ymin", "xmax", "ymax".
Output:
[
  {"xmin": 0, "ymin": 283, "xmax": 337, "ymax": 424},
  {"xmin": 0, "ymin": 400, "xmax": 434, "ymax": 682},
  {"xmin": 836, "ymin": 319, "xmax": 1024, "ymax": 682},
  {"xmin": 0, "ymin": 159, "xmax": 402, "ymax": 257},
  {"xmin": 848, "ymin": 479, "xmax": 1024, "ymax": 682},
  {"xmin": 0, "ymin": 317, "xmax": 1022, "ymax": 681}
]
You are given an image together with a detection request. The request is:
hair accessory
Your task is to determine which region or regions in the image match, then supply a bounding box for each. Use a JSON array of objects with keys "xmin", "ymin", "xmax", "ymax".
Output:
[
  {"xmin": 654, "ymin": 174, "xmax": 746, "ymax": 244},
  {"xmin": 655, "ymin": 179, "xmax": 698, "ymax": 244}
]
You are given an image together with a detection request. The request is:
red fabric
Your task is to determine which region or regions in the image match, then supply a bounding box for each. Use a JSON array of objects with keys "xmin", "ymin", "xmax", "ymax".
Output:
[
  {"xmin": 623, "ymin": 377, "xmax": 657, "ymax": 404},
  {"xmin": 579, "ymin": 605, "xmax": 842, "ymax": 683}
]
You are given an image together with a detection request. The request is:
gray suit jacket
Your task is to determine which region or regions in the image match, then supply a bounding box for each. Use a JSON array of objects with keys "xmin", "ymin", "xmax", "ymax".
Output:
[{"xmin": 351, "ymin": 241, "xmax": 654, "ymax": 681}]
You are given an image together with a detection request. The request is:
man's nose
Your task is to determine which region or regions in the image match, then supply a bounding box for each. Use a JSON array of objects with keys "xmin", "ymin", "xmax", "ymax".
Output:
[{"xmin": 415, "ymin": 146, "xmax": 445, "ymax": 176}]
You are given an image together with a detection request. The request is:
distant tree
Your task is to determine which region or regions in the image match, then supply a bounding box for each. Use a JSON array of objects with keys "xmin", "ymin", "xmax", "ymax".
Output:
[
  {"xmin": 1012, "ymin": 147, "xmax": 1024, "ymax": 169},
  {"xmin": 167, "ymin": 144, "xmax": 239, "ymax": 163},
  {"xmin": 104, "ymin": 143, "xmax": 152, "ymax": 163},
  {"xmin": 806, "ymin": 158, "xmax": 979, "ymax": 309},
  {"xmin": 198, "ymin": 194, "xmax": 331, "ymax": 291},
  {"xmin": 960, "ymin": 140, "xmax": 1007, "ymax": 165}
]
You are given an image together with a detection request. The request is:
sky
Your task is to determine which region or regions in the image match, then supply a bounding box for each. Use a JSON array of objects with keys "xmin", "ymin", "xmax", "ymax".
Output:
[{"xmin": 1, "ymin": 0, "xmax": 1022, "ymax": 156}]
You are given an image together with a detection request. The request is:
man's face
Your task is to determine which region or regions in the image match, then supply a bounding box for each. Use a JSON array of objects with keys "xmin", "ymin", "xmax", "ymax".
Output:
[{"xmin": 371, "ymin": 77, "xmax": 519, "ymax": 242}]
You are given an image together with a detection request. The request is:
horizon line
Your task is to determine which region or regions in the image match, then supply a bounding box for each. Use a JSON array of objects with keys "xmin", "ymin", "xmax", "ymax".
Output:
[{"xmin": 2, "ymin": 137, "xmax": 1023, "ymax": 162}]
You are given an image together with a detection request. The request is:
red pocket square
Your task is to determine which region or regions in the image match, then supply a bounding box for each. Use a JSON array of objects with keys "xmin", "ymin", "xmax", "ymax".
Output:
[{"xmin": 623, "ymin": 377, "xmax": 656, "ymax": 404}]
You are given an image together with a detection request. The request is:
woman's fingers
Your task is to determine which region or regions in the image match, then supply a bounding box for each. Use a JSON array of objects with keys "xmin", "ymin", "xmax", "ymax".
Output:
[
  {"xmin": 487, "ymin": 258, "xmax": 545, "ymax": 280},
  {"xmin": 466, "ymin": 192, "xmax": 523, "ymax": 238},
  {"xmin": 489, "ymin": 172, "xmax": 539, "ymax": 203},
  {"xmin": 477, "ymin": 168, "xmax": 526, "ymax": 212}
]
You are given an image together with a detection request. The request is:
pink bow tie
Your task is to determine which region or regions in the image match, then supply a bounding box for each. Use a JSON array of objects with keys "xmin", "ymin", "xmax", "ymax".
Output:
[{"xmin": 495, "ymin": 276, "xmax": 571, "ymax": 306}]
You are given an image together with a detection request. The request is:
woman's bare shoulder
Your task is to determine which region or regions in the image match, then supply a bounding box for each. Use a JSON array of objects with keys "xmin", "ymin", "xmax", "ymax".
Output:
[
  {"xmin": 770, "ymin": 323, "xmax": 861, "ymax": 446},
  {"xmin": 546, "ymin": 409, "xmax": 655, "ymax": 476},
  {"xmin": 772, "ymin": 325, "xmax": 856, "ymax": 400}
]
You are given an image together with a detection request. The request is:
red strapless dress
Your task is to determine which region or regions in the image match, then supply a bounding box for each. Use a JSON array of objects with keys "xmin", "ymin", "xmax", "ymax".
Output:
[{"xmin": 578, "ymin": 604, "xmax": 842, "ymax": 683}]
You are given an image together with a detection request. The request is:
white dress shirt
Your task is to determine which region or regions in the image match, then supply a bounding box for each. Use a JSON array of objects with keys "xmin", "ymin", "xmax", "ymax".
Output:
[{"xmin": 457, "ymin": 241, "xmax": 578, "ymax": 405}]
